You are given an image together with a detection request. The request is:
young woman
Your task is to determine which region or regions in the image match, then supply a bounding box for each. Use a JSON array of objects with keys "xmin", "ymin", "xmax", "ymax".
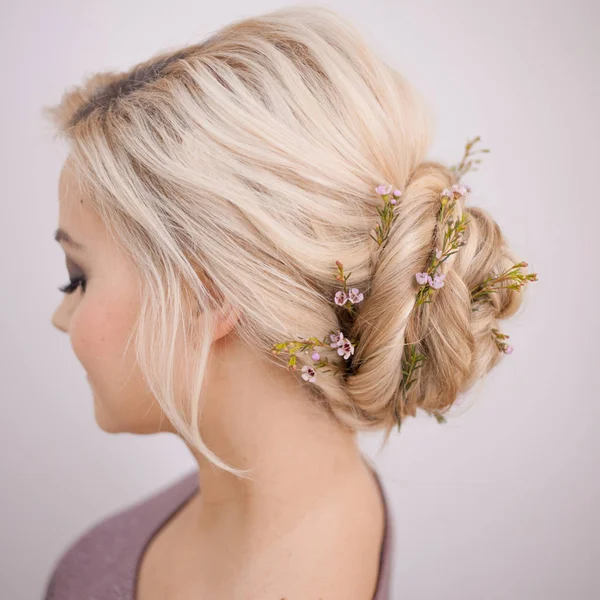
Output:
[{"xmin": 42, "ymin": 6, "xmax": 535, "ymax": 600}]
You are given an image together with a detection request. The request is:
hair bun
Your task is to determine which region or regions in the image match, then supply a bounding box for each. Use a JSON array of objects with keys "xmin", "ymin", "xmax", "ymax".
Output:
[{"xmin": 345, "ymin": 161, "xmax": 535, "ymax": 436}]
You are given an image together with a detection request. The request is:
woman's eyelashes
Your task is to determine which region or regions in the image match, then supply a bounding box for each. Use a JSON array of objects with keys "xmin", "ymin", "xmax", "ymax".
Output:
[
  {"xmin": 58, "ymin": 274, "xmax": 87, "ymax": 294},
  {"xmin": 60, "ymin": 255, "xmax": 87, "ymax": 294}
]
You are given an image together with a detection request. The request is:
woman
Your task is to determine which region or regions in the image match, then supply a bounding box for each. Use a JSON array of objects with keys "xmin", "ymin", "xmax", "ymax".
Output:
[{"xmin": 42, "ymin": 5, "xmax": 536, "ymax": 599}]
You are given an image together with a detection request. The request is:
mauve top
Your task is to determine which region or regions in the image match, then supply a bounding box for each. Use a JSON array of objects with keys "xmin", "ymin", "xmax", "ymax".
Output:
[{"xmin": 42, "ymin": 465, "xmax": 394, "ymax": 599}]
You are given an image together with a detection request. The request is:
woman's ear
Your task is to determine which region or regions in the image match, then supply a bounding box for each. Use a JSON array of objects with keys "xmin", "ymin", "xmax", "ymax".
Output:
[
  {"xmin": 211, "ymin": 297, "xmax": 241, "ymax": 342},
  {"xmin": 186, "ymin": 267, "xmax": 241, "ymax": 344}
]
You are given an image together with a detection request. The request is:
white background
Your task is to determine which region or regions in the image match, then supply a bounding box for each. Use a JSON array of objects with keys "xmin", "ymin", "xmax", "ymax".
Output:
[{"xmin": 1, "ymin": 0, "xmax": 598, "ymax": 598}]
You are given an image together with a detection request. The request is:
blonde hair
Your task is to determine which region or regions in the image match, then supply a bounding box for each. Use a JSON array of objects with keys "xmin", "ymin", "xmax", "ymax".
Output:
[{"xmin": 43, "ymin": 5, "xmax": 528, "ymax": 477}]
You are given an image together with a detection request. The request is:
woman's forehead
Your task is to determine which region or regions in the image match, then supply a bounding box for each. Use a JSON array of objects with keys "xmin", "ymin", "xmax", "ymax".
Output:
[{"xmin": 56, "ymin": 160, "xmax": 100, "ymax": 250}]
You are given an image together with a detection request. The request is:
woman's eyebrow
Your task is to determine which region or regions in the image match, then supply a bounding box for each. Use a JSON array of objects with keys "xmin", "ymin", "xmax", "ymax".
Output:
[{"xmin": 54, "ymin": 228, "xmax": 86, "ymax": 251}]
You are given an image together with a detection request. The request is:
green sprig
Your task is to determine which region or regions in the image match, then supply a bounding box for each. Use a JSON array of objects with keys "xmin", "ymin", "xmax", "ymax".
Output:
[
  {"xmin": 370, "ymin": 189, "xmax": 402, "ymax": 248},
  {"xmin": 415, "ymin": 213, "xmax": 470, "ymax": 307},
  {"xmin": 471, "ymin": 261, "xmax": 539, "ymax": 305},
  {"xmin": 450, "ymin": 135, "xmax": 491, "ymax": 180}
]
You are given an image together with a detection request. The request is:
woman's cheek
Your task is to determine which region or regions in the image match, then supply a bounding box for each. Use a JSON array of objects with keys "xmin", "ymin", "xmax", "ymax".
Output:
[
  {"xmin": 69, "ymin": 300, "xmax": 115, "ymax": 378},
  {"xmin": 73, "ymin": 289, "xmax": 140, "ymax": 375}
]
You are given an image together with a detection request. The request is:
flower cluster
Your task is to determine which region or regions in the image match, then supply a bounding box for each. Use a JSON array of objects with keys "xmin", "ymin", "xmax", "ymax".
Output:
[
  {"xmin": 271, "ymin": 260, "xmax": 364, "ymax": 382},
  {"xmin": 413, "ymin": 184, "xmax": 471, "ymax": 305},
  {"xmin": 415, "ymin": 220, "xmax": 469, "ymax": 306},
  {"xmin": 270, "ymin": 136, "xmax": 538, "ymax": 431},
  {"xmin": 333, "ymin": 260, "xmax": 364, "ymax": 314},
  {"xmin": 270, "ymin": 183, "xmax": 403, "ymax": 383}
]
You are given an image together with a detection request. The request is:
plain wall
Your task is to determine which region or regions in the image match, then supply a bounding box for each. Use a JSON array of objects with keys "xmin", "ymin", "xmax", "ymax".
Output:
[{"xmin": 1, "ymin": 0, "xmax": 598, "ymax": 598}]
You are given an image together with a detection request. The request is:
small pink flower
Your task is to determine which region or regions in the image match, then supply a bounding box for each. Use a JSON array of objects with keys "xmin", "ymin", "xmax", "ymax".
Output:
[
  {"xmin": 348, "ymin": 288, "xmax": 364, "ymax": 304},
  {"xmin": 390, "ymin": 189, "xmax": 402, "ymax": 204},
  {"xmin": 450, "ymin": 184, "xmax": 469, "ymax": 199},
  {"xmin": 375, "ymin": 184, "xmax": 392, "ymax": 196},
  {"xmin": 504, "ymin": 345, "xmax": 514, "ymax": 354},
  {"xmin": 334, "ymin": 290, "xmax": 348, "ymax": 306},
  {"xmin": 330, "ymin": 331, "xmax": 345, "ymax": 348},
  {"xmin": 301, "ymin": 365, "xmax": 317, "ymax": 382},
  {"xmin": 415, "ymin": 272, "xmax": 429, "ymax": 286},
  {"xmin": 337, "ymin": 338, "xmax": 355, "ymax": 360},
  {"xmin": 435, "ymin": 248, "xmax": 443, "ymax": 260},
  {"xmin": 427, "ymin": 272, "xmax": 446, "ymax": 289},
  {"xmin": 311, "ymin": 352, "xmax": 320, "ymax": 361}
]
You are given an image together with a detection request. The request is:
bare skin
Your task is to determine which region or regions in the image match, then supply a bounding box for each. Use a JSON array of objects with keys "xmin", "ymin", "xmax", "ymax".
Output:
[{"xmin": 52, "ymin": 157, "xmax": 386, "ymax": 599}]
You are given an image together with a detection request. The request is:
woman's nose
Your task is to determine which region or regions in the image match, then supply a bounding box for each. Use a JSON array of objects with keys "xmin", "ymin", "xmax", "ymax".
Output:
[{"xmin": 51, "ymin": 302, "xmax": 69, "ymax": 333}]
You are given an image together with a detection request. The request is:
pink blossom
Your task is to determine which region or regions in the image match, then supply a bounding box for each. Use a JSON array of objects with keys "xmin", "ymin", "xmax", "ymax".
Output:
[
  {"xmin": 504, "ymin": 345, "xmax": 514, "ymax": 354},
  {"xmin": 311, "ymin": 352, "xmax": 320, "ymax": 361},
  {"xmin": 348, "ymin": 287, "xmax": 364, "ymax": 304},
  {"xmin": 330, "ymin": 331, "xmax": 345, "ymax": 348},
  {"xmin": 427, "ymin": 272, "xmax": 446, "ymax": 289},
  {"xmin": 435, "ymin": 248, "xmax": 443, "ymax": 260},
  {"xmin": 301, "ymin": 365, "xmax": 317, "ymax": 382},
  {"xmin": 450, "ymin": 184, "xmax": 469, "ymax": 199},
  {"xmin": 334, "ymin": 290, "xmax": 348, "ymax": 306},
  {"xmin": 337, "ymin": 339, "xmax": 355, "ymax": 360},
  {"xmin": 390, "ymin": 189, "xmax": 402, "ymax": 204},
  {"xmin": 415, "ymin": 272, "xmax": 429, "ymax": 285},
  {"xmin": 375, "ymin": 184, "xmax": 392, "ymax": 196}
]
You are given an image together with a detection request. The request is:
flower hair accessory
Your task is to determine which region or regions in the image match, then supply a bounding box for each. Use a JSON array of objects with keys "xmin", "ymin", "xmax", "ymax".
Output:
[{"xmin": 270, "ymin": 137, "xmax": 538, "ymax": 428}]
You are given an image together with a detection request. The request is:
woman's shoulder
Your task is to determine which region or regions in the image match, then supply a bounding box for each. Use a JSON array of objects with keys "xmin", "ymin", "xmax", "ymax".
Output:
[{"xmin": 42, "ymin": 469, "xmax": 199, "ymax": 600}]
